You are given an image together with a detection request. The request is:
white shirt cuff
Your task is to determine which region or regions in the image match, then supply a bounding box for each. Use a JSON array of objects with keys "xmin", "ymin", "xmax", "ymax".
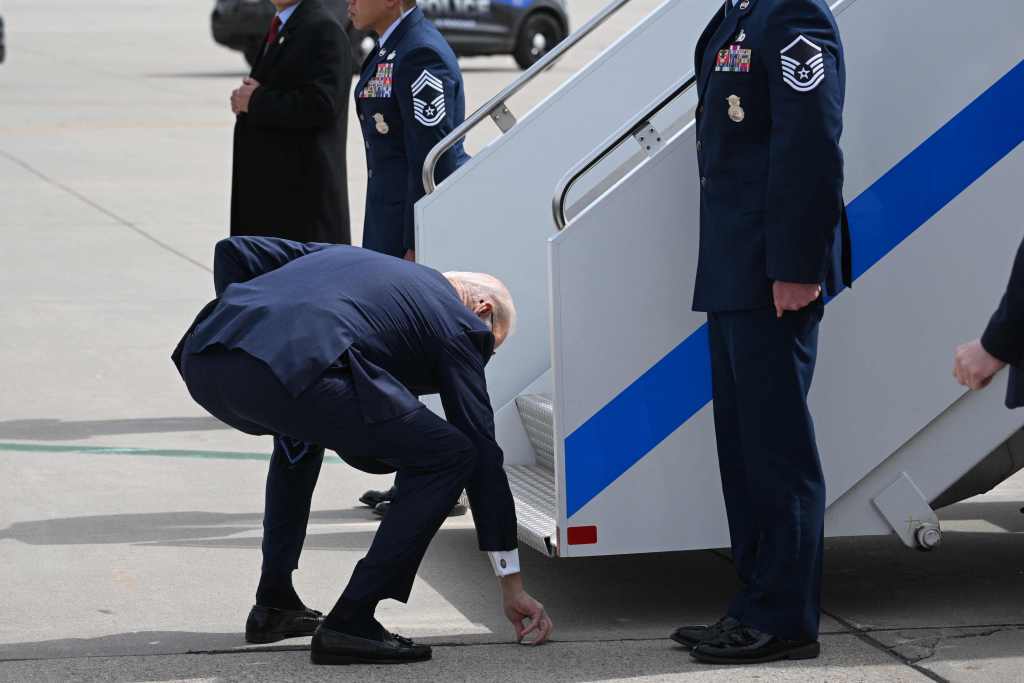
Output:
[{"xmin": 487, "ymin": 549, "xmax": 520, "ymax": 576}]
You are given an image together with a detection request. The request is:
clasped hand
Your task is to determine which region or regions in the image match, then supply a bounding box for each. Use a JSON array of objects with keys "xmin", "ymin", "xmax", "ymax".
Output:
[{"xmin": 231, "ymin": 78, "xmax": 260, "ymax": 114}]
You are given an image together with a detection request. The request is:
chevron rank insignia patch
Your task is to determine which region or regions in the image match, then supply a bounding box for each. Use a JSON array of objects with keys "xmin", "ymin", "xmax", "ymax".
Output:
[
  {"xmin": 780, "ymin": 35, "xmax": 825, "ymax": 92},
  {"xmin": 411, "ymin": 70, "xmax": 445, "ymax": 126}
]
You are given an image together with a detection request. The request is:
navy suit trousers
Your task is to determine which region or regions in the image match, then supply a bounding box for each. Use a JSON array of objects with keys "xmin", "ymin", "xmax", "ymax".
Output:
[
  {"xmin": 180, "ymin": 345, "xmax": 475, "ymax": 606},
  {"xmin": 706, "ymin": 302, "xmax": 826, "ymax": 641}
]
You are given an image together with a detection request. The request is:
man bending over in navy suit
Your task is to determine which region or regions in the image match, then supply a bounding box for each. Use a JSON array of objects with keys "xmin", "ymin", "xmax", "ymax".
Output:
[{"xmin": 172, "ymin": 236, "xmax": 552, "ymax": 665}]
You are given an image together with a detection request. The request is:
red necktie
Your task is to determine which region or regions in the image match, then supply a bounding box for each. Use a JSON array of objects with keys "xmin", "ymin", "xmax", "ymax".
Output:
[{"xmin": 266, "ymin": 16, "xmax": 282, "ymax": 45}]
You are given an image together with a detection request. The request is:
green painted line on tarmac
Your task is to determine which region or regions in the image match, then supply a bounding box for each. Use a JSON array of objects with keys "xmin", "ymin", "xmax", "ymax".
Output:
[{"xmin": 0, "ymin": 441, "xmax": 275, "ymax": 462}]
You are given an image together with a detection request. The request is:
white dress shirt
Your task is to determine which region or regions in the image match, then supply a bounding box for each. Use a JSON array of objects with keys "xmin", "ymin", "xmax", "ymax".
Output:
[
  {"xmin": 488, "ymin": 548, "xmax": 520, "ymax": 577},
  {"xmin": 378, "ymin": 7, "xmax": 415, "ymax": 48}
]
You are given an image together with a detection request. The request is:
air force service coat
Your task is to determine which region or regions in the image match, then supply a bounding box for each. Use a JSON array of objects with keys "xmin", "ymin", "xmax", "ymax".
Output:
[
  {"xmin": 693, "ymin": 0, "xmax": 851, "ymax": 312},
  {"xmin": 171, "ymin": 236, "xmax": 517, "ymax": 550},
  {"xmin": 355, "ymin": 7, "xmax": 471, "ymax": 257},
  {"xmin": 231, "ymin": 0, "xmax": 353, "ymax": 244}
]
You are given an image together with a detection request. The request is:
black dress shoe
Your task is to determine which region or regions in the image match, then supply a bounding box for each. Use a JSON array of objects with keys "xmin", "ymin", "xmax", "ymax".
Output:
[
  {"xmin": 670, "ymin": 615, "xmax": 739, "ymax": 650},
  {"xmin": 691, "ymin": 624, "xmax": 820, "ymax": 664},
  {"xmin": 245, "ymin": 605, "xmax": 323, "ymax": 644},
  {"xmin": 310, "ymin": 625, "xmax": 432, "ymax": 665},
  {"xmin": 359, "ymin": 485, "xmax": 397, "ymax": 508}
]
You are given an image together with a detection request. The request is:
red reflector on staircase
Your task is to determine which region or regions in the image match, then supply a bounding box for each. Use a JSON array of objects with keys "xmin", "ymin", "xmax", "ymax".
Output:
[{"xmin": 567, "ymin": 525, "xmax": 597, "ymax": 545}]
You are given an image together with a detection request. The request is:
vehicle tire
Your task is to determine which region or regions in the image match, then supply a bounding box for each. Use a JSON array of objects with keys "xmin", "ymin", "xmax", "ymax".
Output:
[
  {"xmin": 513, "ymin": 12, "xmax": 564, "ymax": 70},
  {"xmin": 243, "ymin": 41, "xmax": 263, "ymax": 68}
]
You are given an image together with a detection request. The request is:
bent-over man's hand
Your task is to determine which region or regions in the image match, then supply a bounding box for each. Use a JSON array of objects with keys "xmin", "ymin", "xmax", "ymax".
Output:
[
  {"xmin": 500, "ymin": 574, "xmax": 553, "ymax": 645},
  {"xmin": 231, "ymin": 78, "xmax": 261, "ymax": 115},
  {"xmin": 772, "ymin": 281, "xmax": 822, "ymax": 318},
  {"xmin": 954, "ymin": 339, "xmax": 1006, "ymax": 390}
]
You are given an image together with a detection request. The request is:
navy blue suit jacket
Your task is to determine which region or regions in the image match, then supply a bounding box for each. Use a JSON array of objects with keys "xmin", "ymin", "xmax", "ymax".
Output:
[
  {"xmin": 172, "ymin": 237, "xmax": 516, "ymax": 546},
  {"xmin": 982, "ymin": 237, "xmax": 1024, "ymax": 409},
  {"xmin": 692, "ymin": 0, "xmax": 851, "ymax": 312},
  {"xmin": 355, "ymin": 7, "xmax": 470, "ymax": 257}
]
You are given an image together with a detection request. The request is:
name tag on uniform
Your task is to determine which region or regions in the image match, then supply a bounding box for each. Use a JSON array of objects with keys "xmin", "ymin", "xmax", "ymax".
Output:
[
  {"xmin": 715, "ymin": 45, "xmax": 752, "ymax": 73},
  {"xmin": 359, "ymin": 62, "xmax": 394, "ymax": 99}
]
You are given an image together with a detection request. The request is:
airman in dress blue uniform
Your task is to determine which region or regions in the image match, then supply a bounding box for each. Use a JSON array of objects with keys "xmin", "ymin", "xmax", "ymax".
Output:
[
  {"xmin": 671, "ymin": 0, "xmax": 852, "ymax": 665},
  {"xmin": 353, "ymin": 1, "xmax": 470, "ymax": 259}
]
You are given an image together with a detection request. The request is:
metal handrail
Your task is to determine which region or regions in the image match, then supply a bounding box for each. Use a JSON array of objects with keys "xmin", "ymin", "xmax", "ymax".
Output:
[
  {"xmin": 552, "ymin": 73, "xmax": 697, "ymax": 229},
  {"xmin": 421, "ymin": 0, "xmax": 636, "ymax": 194}
]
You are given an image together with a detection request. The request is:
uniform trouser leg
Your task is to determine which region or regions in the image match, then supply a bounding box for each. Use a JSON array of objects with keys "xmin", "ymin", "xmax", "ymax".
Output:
[
  {"xmin": 707, "ymin": 303, "xmax": 826, "ymax": 641},
  {"xmin": 261, "ymin": 437, "xmax": 325, "ymax": 575},
  {"xmin": 341, "ymin": 406, "xmax": 476, "ymax": 605},
  {"xmin": 707, "ymin": 315, "xmax": 759, "ymax": 617}
]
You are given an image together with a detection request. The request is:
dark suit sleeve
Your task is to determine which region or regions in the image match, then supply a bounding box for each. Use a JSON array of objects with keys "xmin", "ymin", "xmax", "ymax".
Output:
[
  {"xmin": 982, "ymin": 238, "xmax": 1024, "ymax": 365},
  {"xmin": 763, "ymin": 1, "xmax": 845, "ymax": 284},
  {"xmin": 394, "ymin": 48, "xmax": 462, "ymax": 253},
  {"xmin": 246, "ymin": 19, "xmax": 352, "ymax": 129},
  {"xmin": 213, "ymin": 236, "xmax": 326, "ymax": 296},
  {"xmin": 437, "ymin": 333, "xmax": 518, "ymax": 551}
]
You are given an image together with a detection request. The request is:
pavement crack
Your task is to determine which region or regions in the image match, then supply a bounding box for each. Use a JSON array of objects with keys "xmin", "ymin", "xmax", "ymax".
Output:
[
  {"xmin": 0, "ymin": 148, "xmax": 212, "ymax": 274},
  {"xmin": 823, "ymin": 610, "xmax": 951, "ymax": 683},
  {"xmin": 886, "ymin": 626, "xmax": 1023, "ymax": 664}
]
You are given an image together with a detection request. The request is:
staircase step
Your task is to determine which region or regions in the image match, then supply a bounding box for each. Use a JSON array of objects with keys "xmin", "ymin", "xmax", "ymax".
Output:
[
  {"xmin": 507, "ymin": 464, "xmax": 556, "ymax": 556},
  {"xmin": 515, "ymin": 393, "xmax": 554, "ymax": 472}
]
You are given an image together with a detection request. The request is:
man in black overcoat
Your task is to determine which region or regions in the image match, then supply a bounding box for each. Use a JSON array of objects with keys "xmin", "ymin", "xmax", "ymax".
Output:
[{"xmin": 229, "ymin": 0, "xmax": 352, "ymax": 243}]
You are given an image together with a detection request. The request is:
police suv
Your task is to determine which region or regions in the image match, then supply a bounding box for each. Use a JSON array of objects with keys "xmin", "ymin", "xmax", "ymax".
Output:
[{"xmin": 211, "ymin": 0, "xmax": 568, "ymax": 71}]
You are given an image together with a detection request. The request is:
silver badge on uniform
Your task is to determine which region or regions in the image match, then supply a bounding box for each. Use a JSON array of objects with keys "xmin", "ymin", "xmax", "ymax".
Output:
[
  {"xmin": 736, "ymin": 29, "xmax": 746, "ymax": 42},
  {"xmin": 278, "ymin": 35, "xmax": 286, "ymax": 45},
  {"xmin": 780, "ymin": 35, "xmax": 825, "ymax": 92},
  {"xmin": 387, "ymin": 51, "xmax": 396, "ymax": 60},
  {"xmin": 727, "ymin": 94, "xmax": 744, "ymax": 123},
  {"xmin": 739, "ymin": 0, "xmax": 749, "ymax": 9},
  {"xmin": 373, "ymin": 112, "xmax": 390, "ymax": 134}
]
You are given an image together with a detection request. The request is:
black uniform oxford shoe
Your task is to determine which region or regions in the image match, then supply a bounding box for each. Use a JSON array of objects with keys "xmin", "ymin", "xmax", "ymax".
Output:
[
  {"xmin": 359, "ymin": 485, "xmax": 397, "ymax": 508},
  {"xmin": 245, "ymin": 605, "xmax": 324, "ymax": 644},
  {"xmin": 691, "ymin": 624, "xmax": 820, "ymax": 664},
  {"xmin": 310, "ymin": 625, "xmax": 432, "ymax": 665},
  {"xmin": 670, "ymin": 616, "xmax": 740, "ymax": 650}
]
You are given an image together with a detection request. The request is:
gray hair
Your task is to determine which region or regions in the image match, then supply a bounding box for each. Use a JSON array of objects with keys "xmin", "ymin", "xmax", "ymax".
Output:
[{"xmin": 444, "ymin": 271, "xmax": 517, "ymax": 336}]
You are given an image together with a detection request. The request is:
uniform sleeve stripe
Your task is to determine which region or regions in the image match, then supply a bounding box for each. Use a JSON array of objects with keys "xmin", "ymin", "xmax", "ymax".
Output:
[
  {"xmin": 782, "ymin": 64, "xmax": 825, "ymax": 75},
  {"xmin": 411, "ymin": 70, "xmax": 444, "ymax": 94},
  {"xmin": 782, "ymin": 72, "xmax": 825, "ymax": 91}
]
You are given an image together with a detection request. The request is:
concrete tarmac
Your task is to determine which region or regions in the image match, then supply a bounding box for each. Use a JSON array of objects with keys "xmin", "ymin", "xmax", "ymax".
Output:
[{"xmin": 1, "ymin": 1, "xmax": 1023, "ymax": 681}]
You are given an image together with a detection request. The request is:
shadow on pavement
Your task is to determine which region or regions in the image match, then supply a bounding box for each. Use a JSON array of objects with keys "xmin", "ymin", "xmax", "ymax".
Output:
[
  {"xmin": 3, "ymin": 500, "xmax": 1022, "ymax": 661},
  {"xmin": 0, "ymin": 508, "xmax": 377, "ymax": 545},
  {"xmin": 0, "ymin": 417, "xmax": 232, "ymax": 440},
  {"xmin": 0, "ymin": 631, "xmax": 270, "ymax": 662}
]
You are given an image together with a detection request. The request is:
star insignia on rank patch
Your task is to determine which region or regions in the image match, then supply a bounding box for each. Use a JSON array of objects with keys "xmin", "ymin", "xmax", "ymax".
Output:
[{"xmin": 779, "ymin": 34, "xmax": 825, "ymax": 92}]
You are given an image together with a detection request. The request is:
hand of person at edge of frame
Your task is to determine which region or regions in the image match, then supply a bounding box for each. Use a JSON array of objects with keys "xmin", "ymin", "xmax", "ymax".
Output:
[
  {"xmin": 772, "ymin": 281, "xmax": 822, "ymax": 318},
  {"xmin": 403, "ymin": 249, "xmax": 415, "ymax": 262},
  {"xmin": 953, "ymin": 339, "xmax": 1006, "ymax": 390},
  {"xmin": 231, "ymin": 78, "xmax": 261, "ymax": 115},
  {"xmin": 500, "ymin": 574, "xmax": 553, "ymax": 645}
]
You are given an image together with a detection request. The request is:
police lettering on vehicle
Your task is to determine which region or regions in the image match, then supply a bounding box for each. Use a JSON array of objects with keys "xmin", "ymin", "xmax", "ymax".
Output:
[{"xmin": 418, "ymin": 0, "xmax": 491, "ymax": 15}]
